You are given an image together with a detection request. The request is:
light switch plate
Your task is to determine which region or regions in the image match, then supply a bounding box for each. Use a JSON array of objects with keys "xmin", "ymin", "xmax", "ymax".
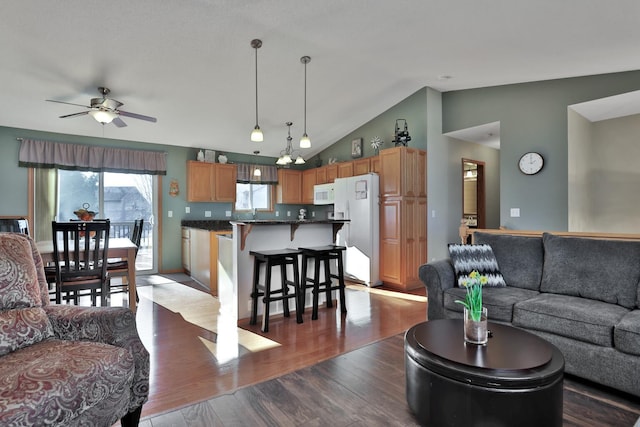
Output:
[
  {"xmin": 510, "ymin": 208, "xmax": 520, "ymax": 217},
  {"xmin": 205, "ymin": 211, "xmax": 212, "ymax": 217},
  {"xmin": 225, "ymin": 211, "xmax": 231, "ymax": 217},
  {"xmin": 167, "ymin": 210, "xmax": 173, "ymax": 218},
  {"xmin": 185, "ymin": 206, "xmax": 190, "ymax": 213}
]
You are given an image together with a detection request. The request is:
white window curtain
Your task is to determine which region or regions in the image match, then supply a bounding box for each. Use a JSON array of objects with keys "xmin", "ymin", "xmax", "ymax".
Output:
[
  {"xmin": 236, "ymin": 163, "xmax": 278, "ymax": 184},
  {"xmin": 18, "ymin": 138, "xmax": 167, "ymax": 175}
]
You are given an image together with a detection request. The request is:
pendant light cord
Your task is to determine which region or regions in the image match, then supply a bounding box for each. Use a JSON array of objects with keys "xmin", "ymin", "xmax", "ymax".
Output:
[{"xmin": 254, "ymin": 45, "xmax": 259, "ymax": 127}]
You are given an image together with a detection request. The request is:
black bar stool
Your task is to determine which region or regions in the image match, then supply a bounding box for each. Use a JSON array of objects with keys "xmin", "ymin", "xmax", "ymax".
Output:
[
  {"xmin": 298, "ymin": 245, "xmax": 347, "ymax": 320},
  {"xmin": 249, "ymin": 249, "xmax": 303, "ymax": 332}
]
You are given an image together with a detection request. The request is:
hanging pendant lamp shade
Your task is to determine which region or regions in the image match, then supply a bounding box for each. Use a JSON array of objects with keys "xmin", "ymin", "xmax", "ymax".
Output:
[
  {"xmin": 253, "ymin": 150, "xmax": 262, "ymax": 177},
  {"xmin": 250, "ymin": 39, "xmax": 264, "ymax": 142},
  {"xmin": 299, "ymin": 56, "xmax": 311, "ymax": 148}
]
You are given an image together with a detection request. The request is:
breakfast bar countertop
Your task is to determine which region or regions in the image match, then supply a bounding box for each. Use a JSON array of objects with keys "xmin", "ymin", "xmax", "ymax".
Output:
[
  {"xmin": 230, "ymin": 219, "xmax": 349, "ymax": 224},
  {"xmin": 181, "ymin": 220, "xmax": 233, "ymax": 231}
]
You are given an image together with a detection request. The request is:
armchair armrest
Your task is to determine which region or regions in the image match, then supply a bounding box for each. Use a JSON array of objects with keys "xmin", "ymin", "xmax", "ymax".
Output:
[
  {"xmin": 44, "ymin": 305, "xmax": 150, "ymax": 411},
  {"xmin": 419, "ymin": 259, "xmax": 456, "ymax": 321}
]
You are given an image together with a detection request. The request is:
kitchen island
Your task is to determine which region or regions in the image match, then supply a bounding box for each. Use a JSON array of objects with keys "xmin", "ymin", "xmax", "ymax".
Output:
[{"xmin": 222, "ymin": 220, "xmax": 349, "ymax": 322}]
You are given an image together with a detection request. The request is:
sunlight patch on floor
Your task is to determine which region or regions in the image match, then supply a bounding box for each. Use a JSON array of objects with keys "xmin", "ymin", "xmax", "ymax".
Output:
[
  {"xmin": 137, "ymin": 280, "xmax": 280, "ymax": 363},
  {"xmin": 346, "ymin": 284, "xmax": 428, "ymax": 302}
]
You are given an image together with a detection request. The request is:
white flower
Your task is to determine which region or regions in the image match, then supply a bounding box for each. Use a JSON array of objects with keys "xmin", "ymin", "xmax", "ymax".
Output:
[{"xmin": 370, "ymin": 136, "xmax": 383, "ymax": 149}]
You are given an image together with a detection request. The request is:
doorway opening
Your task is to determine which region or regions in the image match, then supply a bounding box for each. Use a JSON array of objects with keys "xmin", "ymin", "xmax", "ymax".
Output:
[{"xmin": 462, "ymin": 159, "xmax": 486, "ymax": 231}]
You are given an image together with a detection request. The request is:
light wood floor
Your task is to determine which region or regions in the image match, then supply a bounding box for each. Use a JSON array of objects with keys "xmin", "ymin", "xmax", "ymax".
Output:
[{"xmin": 132, "ymin": 274, "xmax": 429, "ymax": 419}]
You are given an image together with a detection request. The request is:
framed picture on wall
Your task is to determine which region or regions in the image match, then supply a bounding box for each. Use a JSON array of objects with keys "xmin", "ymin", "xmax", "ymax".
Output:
[{"xmin": 351, "ymin": 138, "xmax": 363, "ymax": 158}]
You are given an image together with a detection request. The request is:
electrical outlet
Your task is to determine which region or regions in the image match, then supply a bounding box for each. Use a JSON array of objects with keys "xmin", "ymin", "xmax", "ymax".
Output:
[
  {"xmin": 225, "ymin": 211, "xmax": 232, "ymax": 217},
  {"xmin": 510, "ymin": 208, "xmax": 520, "ymax": 218},
  {"xmin": 275, "ymin": 211, "xmax": 280, "ymax": 217},
  {"xmin": 431, "ymin": 210, "xmax": 436, "ymax": 218},
  {"xmin": 205, "ymin": 211, "xmax": 212, "ymax": 217},
  {"xmin": 167, "ymin": 210, "xmax": 173, "ymax": 218},
  {"xmin": 312, "ymin": 211, "xmax": 315, "ymax": 217},
  {"xmin": 185, "ymin": 206, "xmax": 190, "ymax": 214},
  {"xmin": 287, "ymin": 211, "xmax": 291, "ymax": 217}
]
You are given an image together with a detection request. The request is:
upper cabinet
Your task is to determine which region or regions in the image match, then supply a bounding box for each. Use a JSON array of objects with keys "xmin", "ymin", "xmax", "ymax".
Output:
[
  {"xmin": 302, "ymin": 169, "xmax": 316, "ymax": 204},
  {"xmin": 187, "ymin": 161, "xmax": 237, "ymax": 202},
  {"xmin": 353, "ymin": 158, "xmax": 371, "ymax": 175},
  {"xmin": 276, "ymin": 169, "xmax": 302, "ymax": 204},
  {"xmin": 337, "ymin": 162, "xmax": 354, "ymax": 178},
  {"xmin": 380, "ymin": 147, "xmax": 426, "ymax": 198}
]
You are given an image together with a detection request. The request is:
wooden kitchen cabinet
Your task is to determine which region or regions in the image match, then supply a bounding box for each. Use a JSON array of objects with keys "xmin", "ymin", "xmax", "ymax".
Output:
[
  {"xmin": 326, "ymin": 164, "xmax": 338, "ymax": 182},
  {"xmin": 302, "ymin": 169, "xmax": 316, "ymax": 204},
  {"xmin": 187, "ymin": 161, "xmax": 237, "ymax": 202},
  {"xmin": 337, "ymin": 162, "xmax": 354, "ymax": 178},
  {"xmin": 379, "ymin": 146, "xmax": 427, "ymax": 290},
  {"xmin": 371, "ymin": 156, "xmax": 381, "ymax": 174},
  {"xmin": 353, "ymin": 158, "xmax": 371, "ymax": 175},
  {"xmin": 276, "ymin": 169, "xmax": 302, "ymax": 204},
  {"xmin": 187, "ymin": 227, "xmax": 231, "ymax": 297},
  {"xmin": 379, "ymin": 147, "xmax": 426, "ymax": 198}
]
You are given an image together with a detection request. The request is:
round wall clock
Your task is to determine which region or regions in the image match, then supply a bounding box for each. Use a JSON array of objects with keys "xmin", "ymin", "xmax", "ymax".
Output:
[{"xmin": 518, "ymin": 152, "xmax": 544, "ymax": 175}]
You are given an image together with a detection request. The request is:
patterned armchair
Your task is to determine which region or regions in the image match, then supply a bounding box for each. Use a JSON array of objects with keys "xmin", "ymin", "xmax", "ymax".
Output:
[{"xmin": 0, "ymin": 232, "xmax": 150, "ymax": 426}]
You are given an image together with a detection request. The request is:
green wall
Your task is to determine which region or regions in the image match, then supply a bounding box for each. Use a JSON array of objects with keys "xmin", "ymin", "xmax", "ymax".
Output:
[{"xmin": 442, "ymin": 70, "xmax": 640, "ymax": 231}]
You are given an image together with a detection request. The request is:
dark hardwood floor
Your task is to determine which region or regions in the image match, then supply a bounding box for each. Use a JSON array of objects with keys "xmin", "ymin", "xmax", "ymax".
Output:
[
  {"xmin": 140, "ymin": 333, "xmax": 640, "ymax": 427},
  {"xmin": 112, "ymin": 274, "xmax": 640, "ymax": 426}
]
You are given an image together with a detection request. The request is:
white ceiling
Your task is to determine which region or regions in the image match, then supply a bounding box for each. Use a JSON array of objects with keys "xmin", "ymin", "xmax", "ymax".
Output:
[{"xmin": 2, "ymin": 1, "xmax": 640, "ymax": 159}]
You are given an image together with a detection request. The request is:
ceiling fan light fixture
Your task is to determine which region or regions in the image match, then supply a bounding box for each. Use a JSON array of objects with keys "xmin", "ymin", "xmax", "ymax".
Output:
[{"xmin": 89, "ymin": 109, "xmax": 117, "ymax": 124}]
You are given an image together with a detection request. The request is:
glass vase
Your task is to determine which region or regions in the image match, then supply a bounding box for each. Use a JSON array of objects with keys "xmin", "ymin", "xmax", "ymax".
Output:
[{"xmin": 464, "ymin": 307, "xmax": 488, "ymax": 345}]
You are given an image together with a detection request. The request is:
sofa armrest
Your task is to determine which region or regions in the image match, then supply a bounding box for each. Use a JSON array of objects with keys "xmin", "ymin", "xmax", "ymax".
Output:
[
  {"xmin": 44, "ymin": 305, "xmax": 150, "ymax": 411},
  {"xmin": 419, "ymin": 259, "xmax": 455, "ymax": 321}
]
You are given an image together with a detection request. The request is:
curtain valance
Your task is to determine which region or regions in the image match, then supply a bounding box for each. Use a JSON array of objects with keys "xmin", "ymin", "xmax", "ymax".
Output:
[
  {"xmin": 18, "ymin": 138, "xmax": 167, "ymax": 175},
  {"xmin": 236, "ymin": 163, "xmax": 278, "ymax": 184}
]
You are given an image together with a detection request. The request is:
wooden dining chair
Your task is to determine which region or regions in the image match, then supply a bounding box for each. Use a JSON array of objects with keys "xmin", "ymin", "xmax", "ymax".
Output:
[
  {"xmin": 51, "ymin": 220, "xmax": 111, "ymax": 306},
  {"xmin": 108, "ymin": 219, "xmax": 143, "ymax": 302}
]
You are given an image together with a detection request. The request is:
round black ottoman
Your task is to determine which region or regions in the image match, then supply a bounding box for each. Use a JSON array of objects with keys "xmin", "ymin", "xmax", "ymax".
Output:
[{"xmin": 405, "ymin": 320, "xmax": 564, "ymax": 427}]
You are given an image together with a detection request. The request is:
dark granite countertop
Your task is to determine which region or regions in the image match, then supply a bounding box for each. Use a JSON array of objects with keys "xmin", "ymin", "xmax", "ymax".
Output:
[
  {"xmin": 181, "ymin": 220, "xmax": 233, "ymax": 231},
  {"xmin": 229, "ymin": 219, "xmax": 349, "ymax": 225}
]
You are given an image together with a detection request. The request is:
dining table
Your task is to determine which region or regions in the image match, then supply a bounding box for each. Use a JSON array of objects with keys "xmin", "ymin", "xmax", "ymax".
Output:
[{"xmin": 36, "ymin": 237, "xmax": 139, "ymax": 313}]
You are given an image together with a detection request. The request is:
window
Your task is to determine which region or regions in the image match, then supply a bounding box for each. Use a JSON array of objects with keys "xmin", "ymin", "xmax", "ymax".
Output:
[
  {"xmin": 36, "ymin": 169, "xmax": 158, "ymax": 273},
  {"xmin": 235, "ymin": 183, "xmax": 272, "ymax": 211}
]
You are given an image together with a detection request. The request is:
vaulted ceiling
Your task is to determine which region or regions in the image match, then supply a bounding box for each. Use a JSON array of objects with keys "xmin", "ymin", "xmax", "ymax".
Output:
[{"xmin": 2, "ymin": 1, "xmax": 640, "ymax": 158}]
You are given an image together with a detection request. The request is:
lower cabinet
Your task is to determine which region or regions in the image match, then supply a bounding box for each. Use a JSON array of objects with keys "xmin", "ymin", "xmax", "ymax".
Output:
[
  {"xmin": 184, "ymin": 227, "xmax": 232, "ymax": 296},
  {"xmin": 380, "ymin": 196, "xmax": 427, "ymax": 290}
]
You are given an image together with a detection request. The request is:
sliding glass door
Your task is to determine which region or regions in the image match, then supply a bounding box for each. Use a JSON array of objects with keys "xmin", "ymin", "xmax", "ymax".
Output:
[{"xmin": 54, "ymin": 170, "xmax": 157, "ymax": 273}]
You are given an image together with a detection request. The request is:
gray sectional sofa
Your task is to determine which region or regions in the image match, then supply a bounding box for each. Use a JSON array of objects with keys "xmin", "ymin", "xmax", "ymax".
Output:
[{"xmin": 419, "ymin": 231, "xmax": 640, "ymax": 398}]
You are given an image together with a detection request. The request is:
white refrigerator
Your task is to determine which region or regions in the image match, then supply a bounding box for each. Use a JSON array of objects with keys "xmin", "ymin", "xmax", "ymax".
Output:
[{"xmin": 333, "ymin": 173, "xmax": 381, "ymax": 287}]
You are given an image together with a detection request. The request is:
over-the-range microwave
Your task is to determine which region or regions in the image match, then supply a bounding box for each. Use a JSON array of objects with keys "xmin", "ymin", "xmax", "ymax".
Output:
[{"xmin": 313, "ymin": 183, "xmax": 335, "ymax": 205}]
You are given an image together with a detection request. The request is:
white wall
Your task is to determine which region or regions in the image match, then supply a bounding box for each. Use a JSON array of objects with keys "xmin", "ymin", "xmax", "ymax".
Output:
[{"xmin": 569, "ymin": 112, "xmax": 640, "ymax": 233}]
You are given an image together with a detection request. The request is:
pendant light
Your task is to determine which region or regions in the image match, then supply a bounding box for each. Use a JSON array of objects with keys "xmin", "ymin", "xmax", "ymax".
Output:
[
  {"xmin": 253, "ymin": 150, "xmax": 262, "ymax": 178},
  {"xmin": 299, "ymin": 56, "xmax": 311, "ymax": 148},
  {"xmin": 250, "ymin": 39, "xmax": 264, "ymax": 142}
]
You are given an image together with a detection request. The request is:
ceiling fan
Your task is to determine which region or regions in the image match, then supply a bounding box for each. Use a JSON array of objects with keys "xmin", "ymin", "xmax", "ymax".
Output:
[{"xmin": 46, "ymin": 87, "xmax": 157, "ymax": 127}]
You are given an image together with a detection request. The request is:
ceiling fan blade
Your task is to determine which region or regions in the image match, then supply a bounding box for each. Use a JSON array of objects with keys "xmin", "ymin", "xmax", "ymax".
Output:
[
  {"xmin": 118, "ymin": 110, "xmax": 157, "ymax": 123},
  {"xmin": 112, "ymin": 117, "xmax": 127, "ymax": 128},
  {"xmin": 59, "ymin": 111, "xmax": 90, "ymax": 119},
  {"xmin": 46, "ymin": 99, "xmax": 91, "ymax": 109}
]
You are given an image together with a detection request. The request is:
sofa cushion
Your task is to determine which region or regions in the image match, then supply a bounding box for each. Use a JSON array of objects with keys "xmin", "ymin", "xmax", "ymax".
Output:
[
  {"xmin": 540, "ymin": 233, "xmax": 640, "ymax": 309},
  {"xmin": 448, "ymin": 243, "xmax": 506, "ymax": 287},
  {"xmin": 444, "ymin": 286, "xmax": 539, "ymax": 322},
  {"xmin": 513, "ymin": 293, "xmax": 629, "ymax": 347},
  {"xmin": 473, "ymin": 232, "xmax": 544, "ymax": 291},
  {"xmin": 0, "ymin": 339, "xmax": 134, "ymax": 426},
  {"xmin": 615, "ymin": 310, "xmax": 640, "ymax": 356}
]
